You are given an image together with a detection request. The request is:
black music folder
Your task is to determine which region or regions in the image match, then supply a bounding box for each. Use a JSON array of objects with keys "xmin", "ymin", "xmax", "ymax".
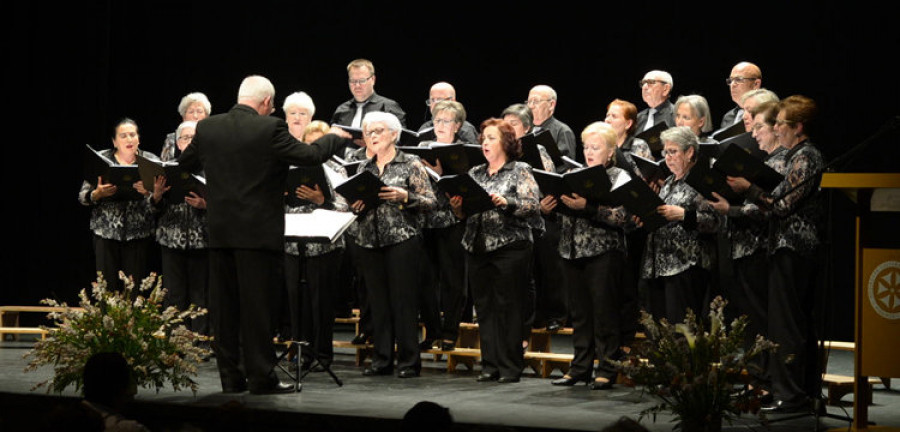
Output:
[
  {"xmin": 520, "ymin": 130, "xmax": 563, "ymax": 168},
  {"xmin": 84, "ymin": 144, "xmax": 143, "ymax": 201},
  {"xmin": 285, "ymin": 209, "xmax": 357, "ymax": 244},
  {"xmin": 334, "ymin": 170, "xmax": 385, "ymax": 214},
  {"xmin": 136, "ymin": 154, "xmax": 206, "ymax": 202},
  {"xmin": 710, "ymin": 120, "xmax": 745, "ymax": 142},
  {"xmin": 425, "ymin": 167, "xmax": 494, "ymax": 216},
  {"xmin": 532, "ymin": 164, "xmax": 615, "ymax": 204},
  {"xmin": 718, "ymin": 131, "xmax": 766, "ymax": 161},
  {"xmin": 397, "ymin": 143, "xmax": 472, "ymax": 175},
  {"xmin": 631, "ymin": 154, "xmax": 671, "ymax": 185},
  {"xmin": 285, "ymin": 165, "xmax": 334, "ymax": 207},
  {"xmin": 713, "ymin": 143, "xmax": 784, "ymax": 192},
  {"xmin": 398, "ymin": 127, "xmax": 436, "ymax": 147},
  {"xmin": 635, "ymin": 122, "xmax": 667, "ymax": 159},
  {"xmin": 609, "ymin": 177, "xmax": 668, "ymax": 232},
  {"xmin": 684, "ymin": 156, "xmax": 745, "ymax": 205}
]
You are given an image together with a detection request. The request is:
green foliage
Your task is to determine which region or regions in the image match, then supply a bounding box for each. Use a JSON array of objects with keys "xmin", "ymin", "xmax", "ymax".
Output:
[
  {"xmin": 24, "ymin": 272, "xmax": 210, "ymax": 394},
  {"xmin": 613, "ymin": 297, "xmax": 778, "ymax": 430}
]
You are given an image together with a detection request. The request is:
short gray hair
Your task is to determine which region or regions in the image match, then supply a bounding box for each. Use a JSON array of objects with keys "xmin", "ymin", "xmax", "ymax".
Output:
[
  {"xmin": 660, "ymin": 126, "xmax": 699, "ymax": 157},
  {"xmin": 282, "ymin": 91, "xmax": 316, "ymax": 117},
  {"xmin": 501, "ymin": 103, "xmax": 533, "ymax": 130},
  {"xmin": 237, "ymin": 75, "xmax": 275, "ymax": 103},
  {"xmin": 175, "ymin": 120, "xmax": 197, "ymax": 141},
  {"xmin": 177, "ymin": 92, "xmax": 211, "ymax": 117},
  {"xmin": 741, "ymin": 88, "xmax": 779, "ymax": 106},
  {"xmin": 362, "ymin": 111, "xmax": 402, "ymax": 134},
  {"xmin": 674, "ymin": 94, "xmax": 713, "ymax": 133}
]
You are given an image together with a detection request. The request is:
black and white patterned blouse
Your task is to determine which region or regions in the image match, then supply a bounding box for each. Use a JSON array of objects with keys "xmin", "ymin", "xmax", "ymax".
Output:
[
  {"xmin": 352, "ymin": 150, "xmax": 437, "ymax": 249},
  {"xmin": 78, "ymin": 149, "xmax": 158, "ymax": 242},
  {"xmin": 460, "ymin": 161, "xmax": 544, "ymax": 254},
  {"xmin": 641, "ymin": 173, "xmax": 723, "ymax": 279},
  {"xmin": 285, "ymin": 160, "xmax": 349, "ymax": 257},
  {"xmin": 152, "ymin": 141, "xmax": 207, "ymax": 250},
  {"xmin": 555, "ymin": 166, "xmax": 630, "ymax": 260},
  {"xmin": 727, "ymin": 146, "xmax": 788, "ymax": 259},
  {"xmin": 748, "ymin": 141, "xmax": 824, "ymax": 256}
]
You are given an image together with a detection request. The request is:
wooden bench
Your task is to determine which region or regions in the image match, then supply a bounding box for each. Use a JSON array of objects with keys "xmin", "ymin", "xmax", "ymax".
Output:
[
  {"xmin": 332, "ymin": 340, "xmax": 374, "ymax": 367},
  {"xmin": 0, "ymin": 306, "xmax": 84, "ymax": 341},
  {"xmin": 524, "ymin": 351, "xmax": 573, "ymax": 377}
]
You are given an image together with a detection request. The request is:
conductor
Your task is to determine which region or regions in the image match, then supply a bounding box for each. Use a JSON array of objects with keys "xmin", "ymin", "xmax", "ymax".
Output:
[{"xmin": 178, "ymin": 75, "xmax": 343, "ymax": 394}]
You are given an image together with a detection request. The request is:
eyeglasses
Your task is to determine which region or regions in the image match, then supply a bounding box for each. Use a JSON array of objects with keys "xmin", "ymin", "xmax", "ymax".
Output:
[
  {"xmin": 525, "ymin": 98, "xmax": 552, "ymax": 107},
  {"xmin": 774, "ymin": 119, "xmax": 796, "ymax": 127},
  {"xmin": 425, "ymin": 97, "xmax": 452, "ymax": 106},
  {"xmin": 725, "ymin": 76, "xmax": 759, "ymax": 85},
  {"xmin": 639, "ymin": 79, "xmax": 668, "ymax": 87},
  {"xmin": 433, "ymin": 118, "xmax": 457, "ymax": 126},
  {"xmin": 662, "ymin": 148, "xmax": 681, "ymax": 156},
  {"xmin": 177, "ymin": 134, "xmax": 194, "ymax": 141},
  {"xmin": 364, "ymin": 127, "xmax": 388, "ymax": 137},
  {"xmin": 348, "ymin": 76, "xmax": 373, "ymax": 86}
]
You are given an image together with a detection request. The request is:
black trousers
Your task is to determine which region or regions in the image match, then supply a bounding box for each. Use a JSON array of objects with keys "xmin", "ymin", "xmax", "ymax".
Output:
[
  {"xmin": 767, "ymin": 248, "xmax": 819, "ymax": 404},
  {"xmin": 532, "ymin": 218, "xmax": 567, "ymax": 328},
  {"xmin": 345, "ymin": 242, "xmax": 373, "ymax": 336},
  {"xmin": 646, "ymin": 266, "xmax": 709, "ymax": 325},
  {"xmin": 468, "ymin": 240, "xmax": 532, "ymax": 379},
  {"xmin": 419, "ymin": 224, "xmax": 468, "ymax": 342},
  {"xmin": 357, "ymin": 236, "xmax": 424, "ymax": 372},
  {"xmin": 563, "ymin": 251, "xmax": 625, "ymax": 380},
  {"xmin": 285, "ymin": 248, "xmax": 342, "ymax": 366},
  {"xmin": 729, "ymin": 251, "xmax": 769, "ymax": 340},
  {"xmin": 208, "ymin": 248, "xmax": 283, "ymax": 391},
  {"xmin": 160, "ymin": 246, "xmax": 209, "ymax": 335},
  {"xmin": 93, "ymin": 235, "xmax": 152, "ymax": 290}
]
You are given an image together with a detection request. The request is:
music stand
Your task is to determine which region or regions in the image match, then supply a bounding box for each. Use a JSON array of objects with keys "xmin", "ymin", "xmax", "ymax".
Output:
[{"xmin": 299, "ymin": 354, "xmax": 344, "ymax": 387}]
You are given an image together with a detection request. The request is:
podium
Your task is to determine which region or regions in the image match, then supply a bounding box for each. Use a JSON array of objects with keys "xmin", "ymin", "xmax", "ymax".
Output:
[{"xmin": 820, "ymin": 173, "xmax": 900, "ymax": 431}]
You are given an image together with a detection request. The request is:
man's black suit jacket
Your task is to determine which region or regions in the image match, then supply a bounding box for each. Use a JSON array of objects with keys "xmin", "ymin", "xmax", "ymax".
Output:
[{"xmin": 178, "ymin": 104, "xmax": 342, "ymax": 251}]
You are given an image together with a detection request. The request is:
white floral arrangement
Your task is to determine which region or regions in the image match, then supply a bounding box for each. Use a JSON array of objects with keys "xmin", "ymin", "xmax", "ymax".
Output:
[{"xmin": 24, "ymin": 272, "xmax": 210, "ymax": 394}]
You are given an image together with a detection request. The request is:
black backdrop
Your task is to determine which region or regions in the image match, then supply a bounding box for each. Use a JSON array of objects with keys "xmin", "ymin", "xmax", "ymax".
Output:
[{"xmin": 7, "ymin": 2, "xmax": 899, "ymax": 340}]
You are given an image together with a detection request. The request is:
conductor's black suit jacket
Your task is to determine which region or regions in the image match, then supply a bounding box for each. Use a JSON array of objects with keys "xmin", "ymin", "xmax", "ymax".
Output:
[{"xmin": 178, "ymin": 103, "xmax": 342, "ymax": 251}]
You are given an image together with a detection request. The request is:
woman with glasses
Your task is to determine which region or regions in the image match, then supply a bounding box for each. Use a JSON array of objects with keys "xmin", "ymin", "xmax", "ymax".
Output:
[
  {"xmin": 415, "ymin": 100, "xmax": 470, "ymax": 352},
  {"xmin": 639, "ymin": 126, "xmax": 722, "ymax": 324},
  {"xmin": 161, "ymin": 93, "xmax": 211, "ymax": 161},
  {"xmin": 347, "ymin": 111, "xmax": 436, "ymax": 379},
  {"xmin": 448, "ymin": 118, "xmax": 543, "ymax": 383},
  {"xmin": 724, "ymin": 96, "xmax": 825, "ymax": 413},
  {"xmin": 541, "ymin": 122, "xmax": 631, "ymax": 390},
  {"xmin": 501, "ymin": 103, "xmax": 562, "ymax": 345},
  {"xmin": 150, "ymin": 120, "xmax": 210, "ymax": 338}
]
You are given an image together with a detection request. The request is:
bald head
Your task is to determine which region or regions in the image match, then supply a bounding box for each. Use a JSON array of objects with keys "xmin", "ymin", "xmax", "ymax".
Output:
[
  {"xmin": 428, "ymin": 82, "xmax": 457, "ymax": 111},
  {"xmin": 728, "ymin": 62, "xmax": 762, "ymax": 105}
]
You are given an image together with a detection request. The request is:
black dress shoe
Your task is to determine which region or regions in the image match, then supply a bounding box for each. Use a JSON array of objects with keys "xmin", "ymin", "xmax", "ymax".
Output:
[
  {"xmin": 476, "ymin": 373, "xmax": 499, "ymax": 382},
  {"xmin": 418, "ymin": 339, "xmax": 437, "ymax": 350},
  {"xmin": 398, "ymin": 368, "xmax": 420, "ymax": 378},
  {"xmin": 551, "ymin": 375, "xmax": 587, "ymax": 386},
  {"xmin": 350, "ymin": 333, "xmax": 370, "ymax": 345},
  {"xmin": 546, "ymin": 320, "xmax": 562, "ymax": 332},
  {"xmin": 249, "ymin": 381, "xmax": 295, "ymax": 395},
  {"xmin": 498, "ymin": 376, "xmax": 520, "ymax": 383},
  {"xmin": 589, "ymin": 378, "xmax": 614, "ymax": 390},
  {"xmin": 441, "ymin": 340, "xmax": 456, "ymax": 351},
  {"xmin": 363, "ymin": 367, "xmax": 393, "ymax": 376},
  {"xmin": 761, "ymin": 398, "xmax": 810, "ymax": 414}
]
